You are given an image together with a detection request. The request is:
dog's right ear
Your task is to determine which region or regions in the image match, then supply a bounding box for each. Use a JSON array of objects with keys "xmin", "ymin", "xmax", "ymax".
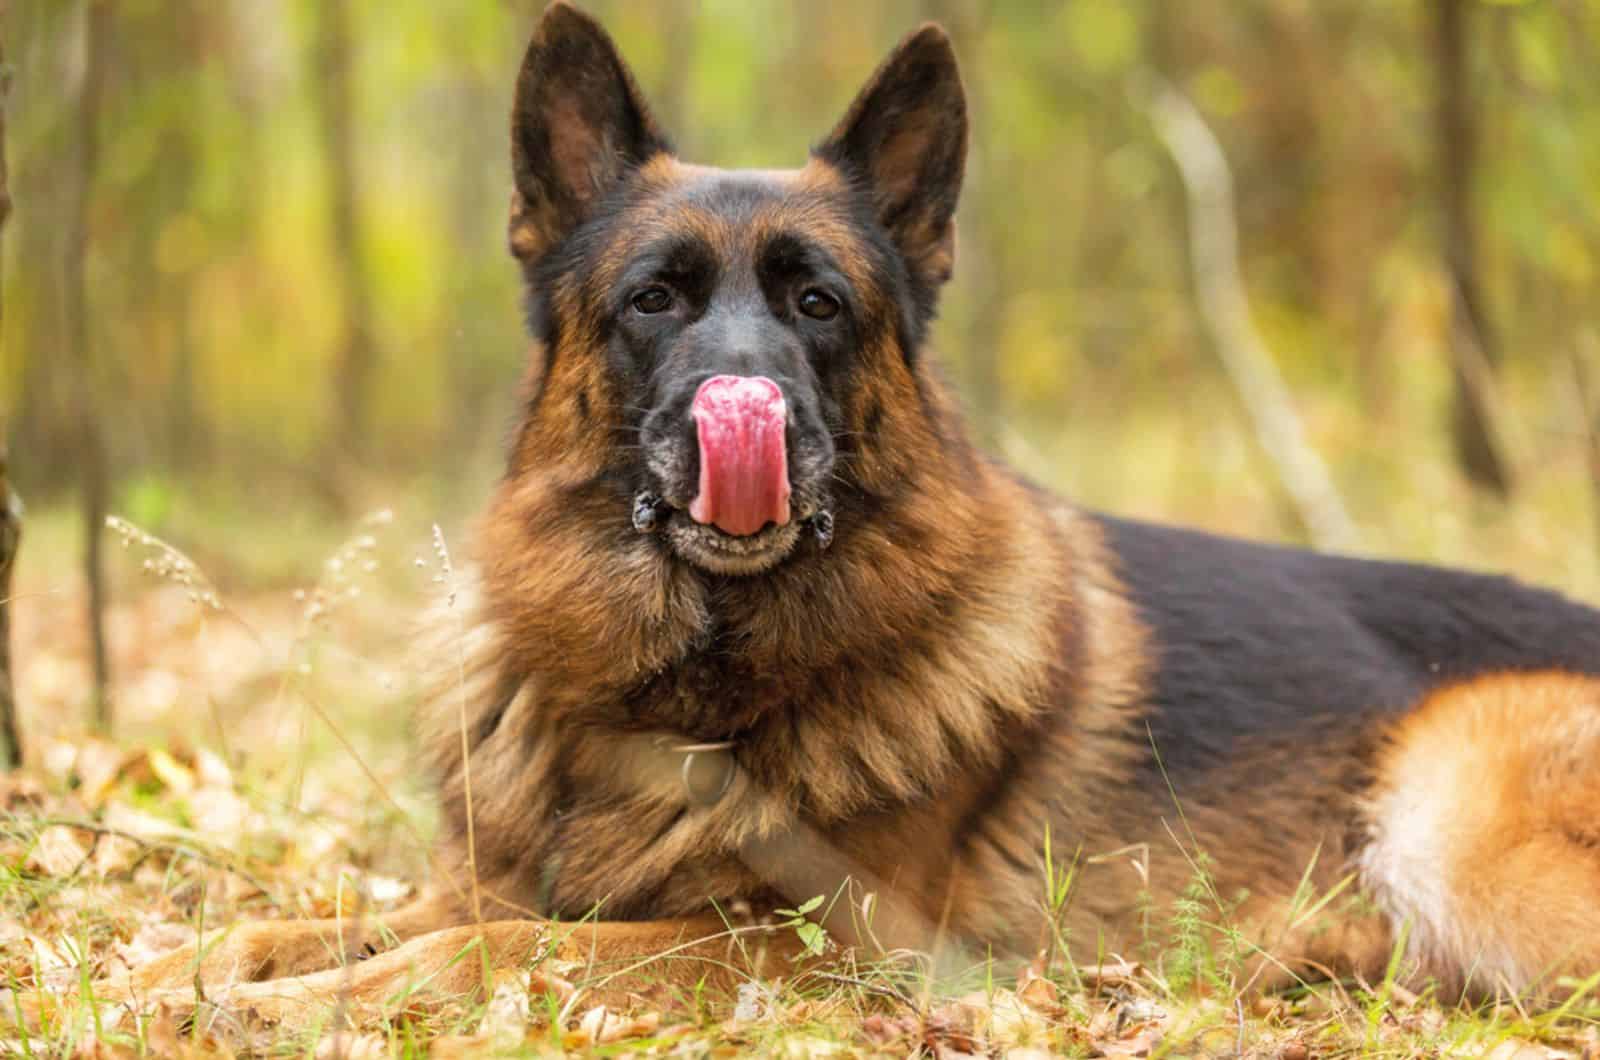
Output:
[
  {"xmin": 509, "ymin": 2, "xmax": 670, "ymax": 265},
  {"xmin": 815, "ymin": 25, "xmax": 967, "ymax": 292}
]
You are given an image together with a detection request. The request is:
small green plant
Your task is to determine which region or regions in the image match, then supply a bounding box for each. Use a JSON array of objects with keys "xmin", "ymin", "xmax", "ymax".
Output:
[
  {"xmin": 1164, "ymin": 863, "xmax": 1211, "ymax": 993},
  {"xmin": 1160, "ymin": 851, "xmax": 1249, "ymax": 996},
  {"xmin": 1366, "ymin": 918, "xmax": 1413, "ymax": 1051},
  {"xmin": 775, "ymin": 894, "xmax": 828, "ymax": 958},
  {"xmin": 1040, "ymin": 822, "xmax": 1082, "ymax": 977}
]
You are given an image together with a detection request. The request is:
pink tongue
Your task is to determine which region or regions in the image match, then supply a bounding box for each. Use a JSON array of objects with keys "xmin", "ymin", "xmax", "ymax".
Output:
[{"xmin": 688, "ymin": 375, "xmax": 792, "ymax": 537}]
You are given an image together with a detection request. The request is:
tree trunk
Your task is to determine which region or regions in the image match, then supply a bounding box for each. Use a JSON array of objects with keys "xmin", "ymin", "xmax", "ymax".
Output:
[
  {"xmin": 69, "ymin": 0, "xmax": 113, "ymax": 726},
  {"xmin": 1433, "ymin": 0, "xmax": 1512, "ymax": 496},
  {"xmin": 0, "ymin": 444, "xmax": 19, "ymax": 771},
  {"xmin": 1571, "ymin": 333, "xmax": 1600, "ymax": 564},
  {"xmin": 164, "ymin": 6, "xmax": 204, "ymax": 471},
  {"xmin": 314, "ymin": 0, "xmax": 376, "ymax": 468},
  {"xmin": 0, "ymin": 0, "xmax": 22, "ymax": 768}
]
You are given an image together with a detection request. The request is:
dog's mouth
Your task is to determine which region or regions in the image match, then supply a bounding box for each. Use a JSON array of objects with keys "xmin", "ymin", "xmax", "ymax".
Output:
[
  {"xmin": 664, "ymin": 508, "xmax": 802, "ymax": 575},
  {"xmin": 630, "ymin": 374, "xmax": 835, "ymax": 576},
  {"xmin": 633, "ymin": 494, "xmax": 832, "ymax": 576}
]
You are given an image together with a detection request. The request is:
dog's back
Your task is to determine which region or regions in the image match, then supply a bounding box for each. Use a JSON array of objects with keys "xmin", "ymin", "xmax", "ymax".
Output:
[{"xmin": 1088, "ymin": 515, "xmax": 1600, "ymax": 993}]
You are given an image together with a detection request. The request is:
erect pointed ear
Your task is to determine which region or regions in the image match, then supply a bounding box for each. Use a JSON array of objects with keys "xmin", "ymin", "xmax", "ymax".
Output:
[
  {"xmin": 815, "ymin": 25, "xmax": 968, "ymax": 289},
  {"xmin": 508, "ymin": 2, "xmax": 670, "ymax": 265}
]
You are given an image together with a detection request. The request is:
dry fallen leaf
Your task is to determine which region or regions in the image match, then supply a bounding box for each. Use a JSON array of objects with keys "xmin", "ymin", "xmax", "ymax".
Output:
[
  {"xmin": 39, "ymin": 738, "xmax": 82, "ymax": 786},
  {"xmin": 193, "ymin": 746, "xmax": 234, "ymax": 790},
  {"xmin": 1016, "ymin": 966, "xmax": 1064, "ymax": 1017},
  {"xmin": 1098, "ymin": 1024, "xmax": 1165, "ymax": 1059},
  {"xmin": 957, "ymin": 987, "xmax": 1056, "ymax": 1049},
  {"xmin": 569, "ymin": 1004, "xmax": 660, "ymax": 1047},
  {"xmin": 26, "ymin": 825, "xmax": 88, "ymax": 877},
  {"xmin": 64, "ymin": 1036, "xmax": 138, "ymax": 1060},
  {"xmin": 860, "ymin": 1012, "xmax": 918, "ymax": 1046},
  {"xmin": 1080, "ymin": 958, "xmax": 1143, "ymax": 990},
  {"xmin": 101, "ymin": 801, "xmax": 187, "ymax": 843},
  {"xmin": 114, "ymin": 916, "xmax": 198, "ymax": 974},
  {"xmin": 188, "ymin": 787, "xmax": 252, "ymax": 842},
  {"xmin": 74, "ymin": 741, "xmax": 141, "ymax": 805},
  {"xmin": 1486, "ymin": 1042, "xmax": 1574, "ymax": 1060},
  {"xmin": 146, "ymin": 748, "xmax": 197, "ymax": 796},
  {"xmin": 362, "ymin": 873, "xmax": 412, "ymax": 905},
  {"xmin": 0, "ymin": 771, "xmax": 47, "ymax": 811},
  {"xmin": 312, "ymin": 1032, "xmax": 390, "ymax": 1060},
  {"xmin": 478, "ymin": 976, "xmax": 531, "ymax": 1043},
  {"xmin": 733, "ymin": 979, "xmax": 779, "ymax": 1023},
  {"xmin": 139, "ymin": 1002, "xmax": 230, "ymax": 1060},
  {"xmin": 1118, "ymin": 996, "xmax": 1167, "ymax": 1024},
  {"xmin": 615, "ymin": 1010, "xmax": 661, "ymax": 1043},
  {"xmin": 772, "ymin": 1036, "xmax": 849, "ymax": 1058},
  {"xmin": 528, "ymin": 968, "xmax": 576, "ymax": 1003},
  {"xmin": 426, "ymin": 1035, "xmax": 496, "ymax": 1060},
  {"xmin": 89, "ymin": 831, "xmax": 142, "ymax": 877}
]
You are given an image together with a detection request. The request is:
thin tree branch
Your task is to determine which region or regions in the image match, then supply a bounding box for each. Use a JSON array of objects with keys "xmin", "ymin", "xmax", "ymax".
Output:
[
  {"xmin": 1142, "ymin": 74, "xmax": 1361, "ymax": 553},
  {"xmin": 0, "ymin": 445, "xmax": 19, "ymax": 769},
  {"xmin": 69, "ymin": 0, "xmax": 114, "ymax": 725},
  {"xmin": 1433, "ymin": 0, "xmax": 1513, "ymax": 495},
  {"xmin": 0, "ymin": 0, "xmax": 22, "ymax": 768}
]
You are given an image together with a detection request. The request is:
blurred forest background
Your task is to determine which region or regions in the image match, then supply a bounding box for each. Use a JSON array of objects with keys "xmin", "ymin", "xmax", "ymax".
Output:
[{"xmin": 3, "ymin": 0, "xmax": 1600, "ymax": 747}]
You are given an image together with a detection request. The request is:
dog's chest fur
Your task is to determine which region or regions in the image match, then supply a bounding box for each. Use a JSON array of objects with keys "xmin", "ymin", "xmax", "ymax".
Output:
[{"xmin": 617, "ymin": 630, "xmax": 785, "ymax": 739}]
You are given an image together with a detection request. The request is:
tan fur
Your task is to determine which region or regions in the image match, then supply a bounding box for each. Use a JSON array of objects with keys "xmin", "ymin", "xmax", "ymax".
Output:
[{"xmin": 1361, "ymin": 671, "xmax": 1600, "ymax": 997}]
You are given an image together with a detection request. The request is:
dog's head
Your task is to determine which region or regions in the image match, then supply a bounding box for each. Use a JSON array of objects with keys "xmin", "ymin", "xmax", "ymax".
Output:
[{"xmin": 506, "ymin": 2, "xmax": 967, "ymax": 576}]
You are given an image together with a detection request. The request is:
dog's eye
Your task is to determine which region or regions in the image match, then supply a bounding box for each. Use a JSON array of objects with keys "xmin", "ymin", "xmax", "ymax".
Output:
[
  {"xmin": 797, "ymin": 288, "xmax": 840, "ymax": 321},
  {"xmin": 631, "ymin": 286, "xmax": 673, "ymax": 315}
]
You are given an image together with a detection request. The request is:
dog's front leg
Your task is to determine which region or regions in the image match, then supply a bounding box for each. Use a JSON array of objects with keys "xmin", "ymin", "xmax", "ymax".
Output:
[
  {"xmin": 5, "ymin": 893, "xmax": 462, "ymax": 1029},
  {"xmin": 107, "ymin": 915, "xmax": 797, "ymax": 1030}
]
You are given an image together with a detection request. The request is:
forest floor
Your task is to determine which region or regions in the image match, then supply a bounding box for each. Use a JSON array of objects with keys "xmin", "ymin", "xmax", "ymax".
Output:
[{"xmin": 5, "ymin": 504, "xmax": 1600, "ymax": 1058}]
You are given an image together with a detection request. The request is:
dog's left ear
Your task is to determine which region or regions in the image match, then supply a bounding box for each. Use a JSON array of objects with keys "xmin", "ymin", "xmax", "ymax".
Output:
[
  {"xmin": 509, "ymin": 2, "xmax": 670, "ymax": 265},
  {"xmin": 816, "ymin": 25, "xmax": 968, "ymax": 289}
]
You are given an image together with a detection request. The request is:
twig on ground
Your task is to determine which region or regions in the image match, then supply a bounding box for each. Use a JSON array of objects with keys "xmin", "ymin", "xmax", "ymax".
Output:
[{"xmin": 9, "ymin": 816, "xmax": 283, "ymax": 909}]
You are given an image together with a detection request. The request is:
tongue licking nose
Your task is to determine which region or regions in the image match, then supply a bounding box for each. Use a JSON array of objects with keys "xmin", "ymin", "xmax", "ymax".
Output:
[{"xmin": 688, "ymin": 375, "xmax": 792, "ymax": 537}]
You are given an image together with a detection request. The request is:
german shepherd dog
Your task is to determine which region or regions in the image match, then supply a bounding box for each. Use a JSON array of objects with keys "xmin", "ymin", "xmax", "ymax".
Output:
[{"xmin": 29, "ymin": 0, "xmax": 1600, "ymax": 1028}]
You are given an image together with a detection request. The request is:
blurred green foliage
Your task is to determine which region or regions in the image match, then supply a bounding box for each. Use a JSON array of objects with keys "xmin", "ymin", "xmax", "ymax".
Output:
[{"xmin": 4, "ymin": 0, "xmax": 1600, "ymax": 584}]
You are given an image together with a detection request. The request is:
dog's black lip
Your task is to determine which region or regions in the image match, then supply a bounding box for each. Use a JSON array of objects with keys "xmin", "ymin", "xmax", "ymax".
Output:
[
  {"xmin": 694, "ymin": 521, "xmax": 789, "ymax": 550},
  {"xmin": 657, "ymin": 508, "xmax": 803, "ymax": 576},
  {"xmin": 661, "ymin": 506, "xmax": 791, "ymax": 549}
]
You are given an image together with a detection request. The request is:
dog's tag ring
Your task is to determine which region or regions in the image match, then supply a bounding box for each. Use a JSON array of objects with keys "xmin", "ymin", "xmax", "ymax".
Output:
[
  {"xmin": 632, "ymin": 492, "xmax": 662, "ymax": 533},
  {"xmin": 811, "ymin": 510, "xmax": 835, "ymax": 550},
  {"xmin": 679, "ymin": 743, "xmax": 736, "ymax": 807}
]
